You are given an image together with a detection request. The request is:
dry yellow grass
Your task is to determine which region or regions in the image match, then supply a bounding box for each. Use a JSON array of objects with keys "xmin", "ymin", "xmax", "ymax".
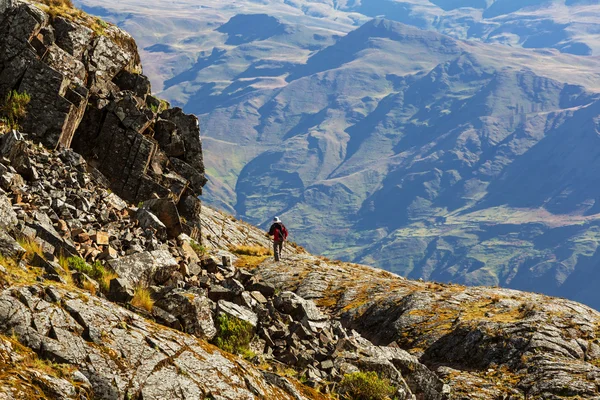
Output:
[
  {"xmin": 234, "ymin": 255, "xmax": 269, "ymax": 270},
  {"xmin": 17, "ymin": 237, "xmax": 43, "ymax": 263},
  {"xmin": 230, "ymin": 245, "xmax": 271, "ymax": 257},
  {"xmin": 0, "ymin": 254, "xmax": 41, "ymax": 286},
  {"xmin": 82, "ymin": 279, "xmax": 97, "ymax": 295},
  {"xmin": 98, "ymin": 270, "xmax": 118, "ymax": 293},
  {"xmin": 131, "ymin": 286, "xmax": 154, "ymax": 312}
]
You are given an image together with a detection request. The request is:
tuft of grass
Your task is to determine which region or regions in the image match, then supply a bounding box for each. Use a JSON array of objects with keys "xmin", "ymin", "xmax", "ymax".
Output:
[
  {"xmin": 190, "ymin": 241, "xmax": 207, "ymax": 257},
  {"xmin": 234, "ymin": 254, "xmax": 269, "ymax": 270},
  {"xmin": 131, "ymin": 286, "xmax": 154, "ymax": 312},
  {"xmin": 0, "ymin": 90, "xmax": 31, "ymax": 129},
  {"xmin": 17, "ymin": 237, "xmax": 43, "ymax": 263},
  {"xmin": 0, "ymin": 254, "xmax": 41, "ymax": 286},
  {"xmin": 38, "ymin": 0, "xmax": 73, "ymax": 7},
  {"xmin": 212, "ymin": 314, "xmax": 254, "ymax": 355},
  {"xmin": 66, "ymin": 257, "xmax": 116, "ymax": 293},
  {"xmin": 230, "ymin": 245, "xmax": 270, "ymax": 257},
  {"xmin": 82, "ymin": 279, "xmax": 97, "ymax": 295},
  {"xmin": 338, "ymin": 371, "xmax": 396, "ymax": 400}
]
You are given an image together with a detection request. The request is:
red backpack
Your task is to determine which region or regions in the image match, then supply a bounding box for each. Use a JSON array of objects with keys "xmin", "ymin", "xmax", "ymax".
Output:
[{"xmin": 269, "ymin": 223, "xmax": 288, "ymax": 241}]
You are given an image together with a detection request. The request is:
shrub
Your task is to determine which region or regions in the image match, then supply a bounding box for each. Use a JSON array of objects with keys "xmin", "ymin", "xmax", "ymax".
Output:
[
  {"xmin": 338, "ymin": 371, "xmax": 396, "ymax": 400},
  {"xmin": 131, "ymin": 286, "xmax": 154, "ymax": 312},
  {"xmin": 0, "ymin": 90, "xmax": 30, "ymax": 130},
  {"xmin": 212, "ymin": 314, "xmax": 254, "ymax": 355}
]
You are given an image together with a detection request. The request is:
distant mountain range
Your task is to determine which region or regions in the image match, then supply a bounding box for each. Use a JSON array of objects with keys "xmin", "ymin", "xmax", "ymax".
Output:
[{"xmin": 76, "ymin": 0, "xmax": 600, "ymax": 309}]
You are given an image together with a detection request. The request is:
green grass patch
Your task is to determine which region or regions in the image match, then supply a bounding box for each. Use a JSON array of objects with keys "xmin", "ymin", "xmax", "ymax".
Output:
[
  {"xmin": 338, "ymin": 371, "xmax": 396, "ymax": 400},
  {"xmin": 66, "ymin": 257, "xmax": 117, "ymax": 293},
  {"xmin": 212, "ymin": 314, "xmax": 254, "ymax": 355},
  {"xmin": 190, "ymin": 241, "xmax": 207, "ymax": 257},
  {"xmin": 0, "ymin": 90, "xmax": 30, "ymax": 130}
]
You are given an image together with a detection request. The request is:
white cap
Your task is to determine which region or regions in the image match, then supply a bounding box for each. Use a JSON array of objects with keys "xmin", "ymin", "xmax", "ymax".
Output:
[{"xmin": 273, "ymin": 216, "xmax": 281, "ymax": 223}]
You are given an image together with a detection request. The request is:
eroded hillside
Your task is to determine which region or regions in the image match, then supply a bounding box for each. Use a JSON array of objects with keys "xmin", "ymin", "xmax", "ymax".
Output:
[
  {"xmin": 72, "ymin": 0, "xmax": 600, "ymax": 311},
  {"xmin": 2, "ymin": 1, "xmax": 600, "ymax": 399}
]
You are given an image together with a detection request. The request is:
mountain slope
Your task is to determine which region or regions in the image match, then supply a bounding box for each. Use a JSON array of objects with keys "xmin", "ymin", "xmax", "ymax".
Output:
[{"xmin": 74, "ymin": 0, "xmax": 600, "ymax": 310}]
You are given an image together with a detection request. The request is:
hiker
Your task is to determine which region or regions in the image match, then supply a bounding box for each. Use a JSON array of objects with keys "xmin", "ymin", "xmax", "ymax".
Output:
[{"xmin": 268, "ymin": 216, "xmax": 288, "ymax": 261}]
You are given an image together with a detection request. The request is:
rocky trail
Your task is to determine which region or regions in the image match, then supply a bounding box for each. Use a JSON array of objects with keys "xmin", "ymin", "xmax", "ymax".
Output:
[{"xmin": 0, "ymin": 0, "xmax": 600, "ymax": 399}]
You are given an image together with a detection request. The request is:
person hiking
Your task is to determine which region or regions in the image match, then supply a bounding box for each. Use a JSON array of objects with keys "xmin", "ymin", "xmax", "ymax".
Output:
[{"xmin": 268, "ymin": 216, "xmax": 288, "ymax": 261}]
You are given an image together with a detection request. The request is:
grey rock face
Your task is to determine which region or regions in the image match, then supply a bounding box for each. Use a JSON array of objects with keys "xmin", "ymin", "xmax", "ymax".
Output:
[
  {"xmin": 0, "ymin": 194, "xmax": 17, "ymax": 230},
  {"xmin": 154, "ymin": 289, "xmax": 217, "ymax": 339},
  {"xmin": 274, "ymin": 291, "xmax": 327, "ymax": 322},
  {"xmin": 0, "ymin": 229, "xmax": 24, "ymax": 259},
  {"xmin": 108, "ymin": 250, "xmax": 178, "ymax": 287},
  {"xmin": 0, "ymin": 0, "xmax": 206, "ymax": 240},
  {"xmin": 108, "ymin": 278, "xmax": 134, "ymax": 303},
  {"xmin": 254, "ymin": 254, "xmax": 600, "ymax": 399},
  {"xmin": 0, "ymin": 284, "xmax": 300, "ymax": 400},
  {"xmin": 217, "ymin": 300, "xmax": 259, "ymax": 327}
]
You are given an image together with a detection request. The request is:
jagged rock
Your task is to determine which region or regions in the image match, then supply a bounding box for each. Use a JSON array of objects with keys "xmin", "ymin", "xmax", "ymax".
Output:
[
  {"xmin": 71, "ymin": 272, "xmax": 99, "ymax": 292},
  {"xmin": 0, "ymin": 284, "xmax": 296, "ymax": 400},
  {"xmin": 274, "ymin": 291, "xmax": 327, "ymax": 322},
  {"xmin": 217, "ymin": 300, "xmax": 258, "ymax": 327},
  {"xmin": 141, "ymin": 198, "xmax": 182, "ymax": 238},
  {"xmin": 154, "ymin": 288, "xmax": 216, "ymax": 340},
  {"xmin": 208, "ymin": 285, "xmax": 236, "ymax": 302},
  {"xmin": 250, "ymin": 291, "xmax": 268, "ymax": 305},
  {"xmin": 136, "ymin": 208, "xmax": 167, "ymax": 240},
  {"xmin": 30, "ymin": 253, "xmax": 64, "ymax": 276},
  {"xmin": 247, "ymin": 276, "xmax": 276, "ymax": 298},
  {"xmin": 28, "ymin": 211, "xmax": 77, "ymax": 256},
  {"xmin": 108, "ymin": 278, "xmax": 134, "ymax": 303},
  {"xmin": 0, "ymin": 229, "xmax": 24, "ymax": 259},
  {"xmin": 52, "ymin": 16, "xmax": 93, "ymax": 59},
  {"xmin": 108, "ymin": 250, "xmax": 178, "ymax": 287},
  {"xmin": 202, "ymin": 256, "xmax": 219, "ymax": 273},
  {"xmin": 112, "ymin": 70, "xmax": 151, "ymax": 98},
  {"xmin": 0, "ymin": 194, "xmax": 17, "ymax": 229},
  {"xmin": 223, "ymin": 277, "xmax": 245, "ymax": 295}
]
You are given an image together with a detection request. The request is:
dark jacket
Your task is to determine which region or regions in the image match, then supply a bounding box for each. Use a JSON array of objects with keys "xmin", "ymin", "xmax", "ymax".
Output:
[{"xmin": 269, "ymin": 222, "xmax": 288, "ymax": 242}]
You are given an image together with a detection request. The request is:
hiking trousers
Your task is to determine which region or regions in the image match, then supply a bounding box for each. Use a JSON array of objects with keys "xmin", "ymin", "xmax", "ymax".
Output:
[{"xmin": 273, "ymin": 240, "xmax": 283, "ymax": 261}]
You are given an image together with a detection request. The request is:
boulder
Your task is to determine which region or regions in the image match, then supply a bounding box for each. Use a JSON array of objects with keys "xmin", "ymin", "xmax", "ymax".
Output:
[
  {"xmin": 141, "ymin": 198, "xmax": 183, "ymax": 238},
  {"xmin": 113, "ymin": 70, "xmax": 151, "ymax": 98},
  {"xmin": 108, "ymin": 250, "xmax": 178, "ymax": 287},
  {"xmin": 274, "ymin": 291, "xmax": 327, "ymax": 322},
  {"xmin": 154, "ymin": 289, "xmax": 216, "ymax": 340},
  {"xmin": 136, "ymin": 209, "xmax": 167, "ymax": 240},
  {"xmin": 0, "ymin": 194, "xmax": 17, "ymax": 229},
  {"xmin": 52, "ymin": 16, "xmax": 93, "ymax": 59},
  {"xmin": 107, "ymin": 278, "xmax": 134, "ymax": 303},
  {"xmin": 217, "ymin": 300, "xmax": 258, "ymax": 327},
  {"xmin": 0, "ymin": 229, "xmax": 24, "ymax": 259},
  {"xmin": 208, "ymin": 285, "xmax": 236, "ymax": 303}
]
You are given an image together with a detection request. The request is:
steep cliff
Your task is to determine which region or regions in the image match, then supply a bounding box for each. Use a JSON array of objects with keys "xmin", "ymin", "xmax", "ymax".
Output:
[{"xmin": 0, "ymin": 0, "xmax": 206, "ymax": 239}]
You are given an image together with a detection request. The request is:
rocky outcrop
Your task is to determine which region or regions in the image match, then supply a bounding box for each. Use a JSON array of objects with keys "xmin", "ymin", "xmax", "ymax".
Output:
[
  {"xmin": 253, "ymin": 254, "xmax": 600, "ymax": 398},
  {"xmin": 0, "ymin": 0, "xmax": 206, "ymax": 238},
  {"xmin": 0, "ymin": 283, "xmax": 307, "ymax": 400},
  {"xmin": 0, "ymin": 123, "xmax": 330, "ymax": 399}
]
